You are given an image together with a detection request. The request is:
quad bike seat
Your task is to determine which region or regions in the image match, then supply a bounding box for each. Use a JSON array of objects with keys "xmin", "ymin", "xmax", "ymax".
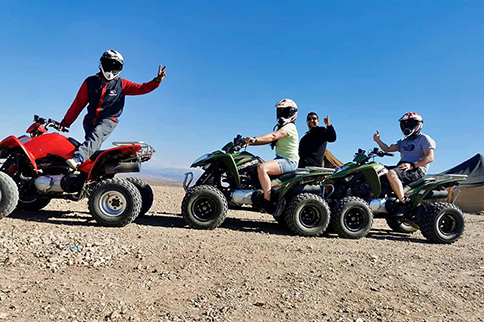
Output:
[
  {"xmin": 67, "ymin": 137, "xmax": 81, "ymax": 148},
  {"xmin": 406, "ymin": 176, "xmax": 436, "ymax": 189},
  {"xmin": 271, "ymin": 168, "xmax": 310, "ymax": 181},
  {"xmin": 67, "ymin": 138, "xmax": 105, "ymax": 162},
  {"xmin": 89, "ymin": 150, "xmax": 106, "ymax": 161}
]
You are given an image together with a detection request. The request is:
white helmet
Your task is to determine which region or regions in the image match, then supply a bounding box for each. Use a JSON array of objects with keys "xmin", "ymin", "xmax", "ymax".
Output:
[
  {"xmin": 99, "ymin": 50, "xmax": 124, "ymax": 81},
  {"xmin": 399, "ymin": 112, "xmax": 423, "ymax": 138},
  {"xmin": 275, "ymin": 98, "xmax": 298, "ymax": 127}
]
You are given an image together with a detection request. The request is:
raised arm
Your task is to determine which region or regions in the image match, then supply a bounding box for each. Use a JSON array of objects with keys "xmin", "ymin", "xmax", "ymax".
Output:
[
  {"xmin": 323, "ymin": 115, "xmax": 337, "ymax": 142},
  {"xmin": 373, "ymin": 130, "xmax": 399, "ymax": 152},
  {"xmin": 122, "ymin": 65, "xmax": 167, "ymax": 95}
]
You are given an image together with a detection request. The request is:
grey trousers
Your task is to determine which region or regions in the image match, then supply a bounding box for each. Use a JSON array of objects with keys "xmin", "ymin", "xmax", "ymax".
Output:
[{"xmin": 75, "ymin": 118, "xmax": 117, "ymax": 161}]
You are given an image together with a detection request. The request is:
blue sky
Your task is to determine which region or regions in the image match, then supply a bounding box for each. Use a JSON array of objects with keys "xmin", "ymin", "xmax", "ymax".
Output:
[{"xmin": 1, "ymin": 1, "xmax": 483, "ymax": 174}]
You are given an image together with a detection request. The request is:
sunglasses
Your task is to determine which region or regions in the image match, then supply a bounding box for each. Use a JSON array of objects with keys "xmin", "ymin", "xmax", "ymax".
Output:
[{"xmin": 307, "ymin": 117, "xmax": 318, "ymax": 121}]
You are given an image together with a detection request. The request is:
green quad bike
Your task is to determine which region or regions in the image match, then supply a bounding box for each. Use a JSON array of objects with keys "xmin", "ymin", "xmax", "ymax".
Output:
[
  {"xmin": 323, "ymin": 148, "xmax": 466, "ymax": 244},
  {"xmin": 181, "ymin": 135, "xmax": 334, "ymax": 236}
]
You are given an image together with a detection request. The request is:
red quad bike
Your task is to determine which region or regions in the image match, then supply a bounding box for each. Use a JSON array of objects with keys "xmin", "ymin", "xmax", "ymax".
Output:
[{"xmin": 0, "ymin": 115, "xmax": 155, "ymax": 227}]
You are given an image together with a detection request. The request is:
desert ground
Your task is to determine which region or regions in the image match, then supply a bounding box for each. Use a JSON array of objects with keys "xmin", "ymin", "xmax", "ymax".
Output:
[{"xmin": 0, "ymin": 183, "xmax": 483, "ymax": 322}]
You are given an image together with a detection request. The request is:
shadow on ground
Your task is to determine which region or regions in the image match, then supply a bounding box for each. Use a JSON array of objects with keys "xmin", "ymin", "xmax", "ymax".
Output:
[
  {"xmin": 137, "ymin": 211, "xmax": 292, "ymax": 236},
  {"xmin": 8, "ymin": 210, "xmax": 429, "ymax": 243},
  {"xmin": 138, "ymin": 212, "xmax": 427, "ymax": 242},
  {"xmin": 366, "ymin": 229, "xmax": 427, "ymax": 243},
  {"xmin": 8, "ymin": 209, "xmax": 98, "ymax": 227}
]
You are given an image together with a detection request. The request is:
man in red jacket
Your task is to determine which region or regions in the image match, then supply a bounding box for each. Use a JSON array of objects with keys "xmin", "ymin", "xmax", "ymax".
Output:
[{"xmin": 60, "ymin": 49, "xmax": 167, "ymax": 169}]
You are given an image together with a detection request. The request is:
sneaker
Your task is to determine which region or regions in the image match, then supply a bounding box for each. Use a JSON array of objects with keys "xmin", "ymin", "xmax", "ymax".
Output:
[
  {"xmin": 263, "ymin": 199, "xmax": 276, "ymax": 215},
  {"xmin": 66, "ymin": 154, "xmax": 84, "ymax": 169},
  {"xmin": 394, "ymin": 198, "xmax": 411, "ymax": 215}
]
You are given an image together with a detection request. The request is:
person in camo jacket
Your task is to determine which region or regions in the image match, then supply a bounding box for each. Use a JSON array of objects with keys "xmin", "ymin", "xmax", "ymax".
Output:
[{"xmin": 60, "ymin": 49, "xmax": 167, "ymax": 169}]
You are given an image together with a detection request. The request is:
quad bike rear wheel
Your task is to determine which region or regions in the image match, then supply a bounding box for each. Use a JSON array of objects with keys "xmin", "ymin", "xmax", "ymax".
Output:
[
  {"xmin": 385, "ymin": 217, "xmax": 419, "ymax": 234},
  {"xmin": 125, "ymin": 177, "xmax": 154, "ymax": 216},
  {"xmin": 17, "ymin": 198, "xmax": 52, "ymax": 211},
  {"xmin": 88, "ymin": 178, "xmax": 142, "ymax": 227},
  {"xmin": 331, "ymin": 196, "xmax": 373, "ymax": 239},
  {"xmin": 0, "ymin": 172, "xmax": 19, "ymax": 218},
  {"xmin": 181, "ymin": 185, "xmax": 228, "ymax": 230},
  {"xmin": 284, "ymin": 193, "xmax": 330, "ymax": 237},
  {"xmin": 420, "ymin": 202, "xmax": 465, "ymax": 244}
]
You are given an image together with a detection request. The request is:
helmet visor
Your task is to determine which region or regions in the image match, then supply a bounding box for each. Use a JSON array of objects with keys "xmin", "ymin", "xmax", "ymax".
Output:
[
  {"xmin": 277, "ymin": 107, "xmax": 293, "ymax": 119},
  {"xmin": 101, "ymin": 58, "xmax": 123, "ymax": 72},
  {"xmin": 400, "ymin": 119, "xmax": 419, "ymax": 131}
]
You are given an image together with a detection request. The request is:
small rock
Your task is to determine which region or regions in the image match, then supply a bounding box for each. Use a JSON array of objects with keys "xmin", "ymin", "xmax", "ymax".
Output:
[
  {"xmin": 108, "ymin": 310, "xmax": 120, "ymax": 319},
  {"xmin": 4, "ymin": 257, "xmax": 16, "ymax": 266}
]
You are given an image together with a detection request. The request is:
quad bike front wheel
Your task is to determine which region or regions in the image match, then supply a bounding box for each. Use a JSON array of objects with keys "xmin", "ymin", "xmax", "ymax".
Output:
[
  {"xmin": 125, "ymin": 177, "xmax": 154, "ymax": 216},
  {"xmin": 420, "ymin": 202, "xmax": 465, "ymax": 244},
  {"xmin": 0, "ymin": 172, "xmax": 19, "ymax": 218},
  {"xmin": 181, "ymin": 185, "xmax": 228, "ymax": 230},
  {"xmin": 88, "ymin": 178, "xmax": 142, "ymax": 227},
  {"xmin": 17, "ymin": 198, "xmax": 51, "ymax": 211},
  {"xmin": 385, "ymin": 217, "xmax": 419, "ymax": 234},
  {"xmin": 331, "ymin": 196, "xmax": 373, "ymax": 239},
  {"xmin": 284, "ymin": 193, "xmax": 331, "ymax": 237}
]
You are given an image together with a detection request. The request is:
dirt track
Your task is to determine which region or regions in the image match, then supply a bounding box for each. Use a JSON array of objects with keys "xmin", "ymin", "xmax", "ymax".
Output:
[{"xmin": 1, "ymin": 184, "xmax": 483, "ymax": 322}]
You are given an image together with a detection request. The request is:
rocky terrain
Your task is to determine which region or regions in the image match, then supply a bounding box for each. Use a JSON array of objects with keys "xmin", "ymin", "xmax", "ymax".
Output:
[{"xmin": 0, "ymin": 183, "xmax": 483, "ymax": 321}]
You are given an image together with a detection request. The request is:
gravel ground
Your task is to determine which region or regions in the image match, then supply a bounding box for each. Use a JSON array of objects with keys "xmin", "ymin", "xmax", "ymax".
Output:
[{"xmin": 0, "ymin": 183, "xmax": 483, "ymax": 322}]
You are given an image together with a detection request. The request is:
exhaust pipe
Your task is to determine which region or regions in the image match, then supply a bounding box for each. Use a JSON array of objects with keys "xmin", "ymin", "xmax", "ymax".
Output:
[
  {"xmin": 424, "ymin": 190, "xmax": 448, "ymax": 200},
  {"xmin": 231, "ymin": 190, "xmax": 256, "ymax": 206},
  {"xmin": 369, "ymin": 198, "xmax": 389, "ymax": 214}
]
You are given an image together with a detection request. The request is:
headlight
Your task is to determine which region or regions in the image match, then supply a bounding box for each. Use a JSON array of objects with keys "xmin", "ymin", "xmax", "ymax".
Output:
[
  {"xmin": 334, "ymin": 166, "xmax": 346, "ymax": 174},
  {"xmin": 193, "ymin": 153, "xmax": 211, "ymax": 165}
]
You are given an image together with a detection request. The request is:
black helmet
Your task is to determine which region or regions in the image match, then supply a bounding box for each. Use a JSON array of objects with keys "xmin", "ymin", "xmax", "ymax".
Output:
[{"xmin": 99, "ymin": 50, "xmax": 124, "ymax": 80}]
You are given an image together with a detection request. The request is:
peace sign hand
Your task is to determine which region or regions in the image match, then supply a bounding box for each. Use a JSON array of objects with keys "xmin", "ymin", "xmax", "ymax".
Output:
[{"xmin": 156, "ymin": 65, "xmax": 167, "ymax": 83}]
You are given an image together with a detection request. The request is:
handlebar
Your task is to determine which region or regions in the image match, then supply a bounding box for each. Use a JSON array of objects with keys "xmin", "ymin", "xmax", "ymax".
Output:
[
  {"xmin": 47, "ymin": 119, "xmax": 69, "ymax": 133},
  {"xmin": 370, "ymin": 147, "xmax": 393, "ymax": 158},
  {"xmin": 354, "ymin": 148, "xmax": 394, "ymax": 165},
  {"xmin": 33, "ymin": 115, "xmax": 69, "ymax": 133},
  {"xmin": 377, "ymin": 151, "xmax": 394, "ymax": 157}
]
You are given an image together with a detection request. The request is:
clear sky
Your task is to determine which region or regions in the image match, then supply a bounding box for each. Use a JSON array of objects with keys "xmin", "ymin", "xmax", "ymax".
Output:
[{"xmin": 1, "ymin": 1, "xmax": 483, "ymax": 174}]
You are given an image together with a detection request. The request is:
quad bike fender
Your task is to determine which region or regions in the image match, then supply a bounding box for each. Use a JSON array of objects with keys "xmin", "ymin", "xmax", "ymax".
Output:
[
  {"xmin": 83, "ymin": 145, "xmax": 142, "ymax": 182},
  {"xmin": 0, "ymin": 135, "xmax": 38, "ymax": 173},
  {"xmin": 356, "ymin": 168, "xmax": 381, "ymax": 197},
  {"xmin": 406, "ymin": 177, "xmax": 466, "ymax": 205},
  {"xmin": 277, "ymin": 171, "xmax": 330, "ymax": 201},
  {"xmin": 219, "ymin": 155, "xmax": 240, "ymax": 188},
  {"xmin": 328, "ymin": 164, "xmax": 382, "ymax": 197},
  {"xmin": 202, "ymin": 154, "xmax": 240, "ymax": 188}
]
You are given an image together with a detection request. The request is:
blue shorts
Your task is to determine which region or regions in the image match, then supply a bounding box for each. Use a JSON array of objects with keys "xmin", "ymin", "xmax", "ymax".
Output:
[{"xmin": 275, "ymin": 156, "xmax": 298, "ymax": 173}]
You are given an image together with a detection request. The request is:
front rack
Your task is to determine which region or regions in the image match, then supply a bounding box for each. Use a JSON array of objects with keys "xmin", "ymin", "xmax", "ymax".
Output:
[{"xmin": 112, "ymin": 141, "xmax": 155, "ymax": 161}]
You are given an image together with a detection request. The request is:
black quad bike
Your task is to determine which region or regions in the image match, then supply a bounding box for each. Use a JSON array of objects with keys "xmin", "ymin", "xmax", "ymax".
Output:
[
  {"xmin": 0, "ymin": 115, "xmax": 155, "ymax": 227},
  {"xmin": 181, "ymin": 135, "xmax": 334, "ymax": 236},
  {"xmin": 322, "ymin": 148, "xmax": 466, "ymax": 243}
]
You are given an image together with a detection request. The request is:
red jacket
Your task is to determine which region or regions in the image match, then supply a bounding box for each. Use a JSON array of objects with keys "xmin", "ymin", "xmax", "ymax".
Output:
[{"xmin": 62, "ymin": 75, "xmax": 160, "ymax": 127}]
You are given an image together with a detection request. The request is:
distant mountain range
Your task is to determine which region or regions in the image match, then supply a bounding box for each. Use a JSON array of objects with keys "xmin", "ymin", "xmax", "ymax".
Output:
[{"xmin": 136, "ymin": 167, "xmax": 203, "ymax": 183}]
